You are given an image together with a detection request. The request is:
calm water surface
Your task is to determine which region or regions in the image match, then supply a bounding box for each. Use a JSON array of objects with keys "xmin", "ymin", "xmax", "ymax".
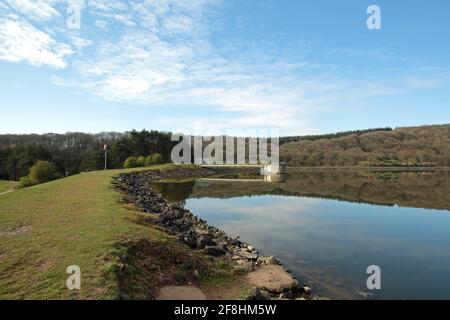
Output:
[{"xmin": 152, "ymin": 171, "xmax": 450, "ymax": 299}]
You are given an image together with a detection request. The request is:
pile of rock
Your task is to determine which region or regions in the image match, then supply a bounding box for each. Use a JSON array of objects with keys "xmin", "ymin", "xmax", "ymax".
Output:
[{"xmin": 115, "ymin": 167, "xmax": 311, "ymax": 300}]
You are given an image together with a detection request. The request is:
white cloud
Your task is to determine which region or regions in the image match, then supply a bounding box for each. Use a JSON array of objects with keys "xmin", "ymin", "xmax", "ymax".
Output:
[
  {"xmin": 6, "ymin": 0, "xmax": 60, "ymax": 21},
  {"xmin": 104, "ymin": 76, "xmax": 151, "ymax": 96},
  {"xmin": 88, "ymin": 0, "xmax": 128, "ymax": 12},
  {"xmin": 69, "ymin": 35, "xmax": 92, "ymax": 49},
  {"xmin": 163, "ymin": 15, "xmax": 194, "ymax": 34},
  {"xmin": 0, "ymin": 17, "xmax": 73, "ymax": 68},
  {"xmin": 94, "ymin": 19, "xmax": 107, "ymax": 29},
  {"xmin": 88, "ymin": 0, "xmax": 135, "ymax": 27}
]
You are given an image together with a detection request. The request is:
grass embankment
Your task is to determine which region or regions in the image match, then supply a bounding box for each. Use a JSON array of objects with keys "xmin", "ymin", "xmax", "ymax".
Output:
[
  {"xmin": 0, "ymin": 181, "xmax": 16, "ymax": 194},
  {"xmin": 0, "ymin": 164, "xmax": 245, "ymax": 299}
]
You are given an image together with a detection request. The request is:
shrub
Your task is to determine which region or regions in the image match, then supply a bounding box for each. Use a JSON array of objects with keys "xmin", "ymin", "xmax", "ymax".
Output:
[
  {"xmin": 137, "ymin": 156, "xmax": 147, "ymax": 167},
  {"xmin": 29, "ymin": 161, "xmax": 60, "ymax": 183},
  {"xmin": 124, "ymin": 156, "xmax": 138, "ymax": 169},
  {"xmin": 18, "ymin": 160, "xmax": 60, "ymax": 188},
  {"xmin": 145, "ymin": 155, "xmax": 153, "ymax": 166},
  {"xmin": 151, "ymin": 153, "xmax": 164, "ymax": 165},
  {"xmin": 18, "ymin": 176, "xmax": 38, "ymax": 188}
]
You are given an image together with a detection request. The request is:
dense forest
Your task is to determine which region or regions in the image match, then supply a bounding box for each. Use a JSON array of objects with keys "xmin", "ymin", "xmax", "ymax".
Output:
[
  {"xmin": 279, "ymin": 127, "xmax": 393, "ymax": 145},
  {"xmin": 1, "ymin": 124, "xmax": 449, "ymax": 181},
  {"xmin": 281, "ymin": 124, "xmax": 450, "ymax": 167}
]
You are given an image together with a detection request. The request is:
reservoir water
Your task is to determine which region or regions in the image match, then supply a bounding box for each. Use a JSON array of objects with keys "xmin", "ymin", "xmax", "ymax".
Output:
[{"xmin": 152, "ymin": 171, "xmax": 450, "ymax": 299}]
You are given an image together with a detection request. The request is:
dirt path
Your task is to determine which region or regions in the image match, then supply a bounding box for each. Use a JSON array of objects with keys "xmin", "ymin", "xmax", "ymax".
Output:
[
  {"xmin": 156, "ymin": 286, "xmax": 207, "ymax": 300},
  {"xmin": 0, "ymin": 190, "xmax": 15, "ymax": 197}
]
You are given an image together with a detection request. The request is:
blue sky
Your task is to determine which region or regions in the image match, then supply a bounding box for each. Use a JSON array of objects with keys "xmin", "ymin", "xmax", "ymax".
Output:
[{"xmin": 0, "ymin": 0, "xmax": 449, "ymax": 135}]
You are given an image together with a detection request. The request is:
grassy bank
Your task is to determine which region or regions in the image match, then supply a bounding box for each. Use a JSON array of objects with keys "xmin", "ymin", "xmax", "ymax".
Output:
[
  {"xmin": 0, "ymin": 181, "xmax": 16, "ymax": 194},
  {"xmin": 0, "ymin": 164, "xmax": 243, "ymax": 299}
]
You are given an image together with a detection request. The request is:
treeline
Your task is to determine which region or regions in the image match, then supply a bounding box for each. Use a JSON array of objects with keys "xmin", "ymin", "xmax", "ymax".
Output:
[
  {"xmin": 281, "ymin": 124, "xmax": 450, "ymax": 167},
  {"xmin": 0, "ymin": 130, "xmax": 176, "ymax": 181},
  {"xmin": 1, "ymin": 124, "xmax": 449, "ymax": 181},
  {"xmin": 0, "ymin": 132, "xmax": 121, "ymax": 180},
  {"xmin": 279, "ymin": 127, "xmax": 392, "ymax": 145}
]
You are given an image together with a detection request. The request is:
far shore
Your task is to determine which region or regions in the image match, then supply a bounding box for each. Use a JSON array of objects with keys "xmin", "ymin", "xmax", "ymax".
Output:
[{"xmin": 287, "ymin": 166, "xmax": 450, "ymax": 172}]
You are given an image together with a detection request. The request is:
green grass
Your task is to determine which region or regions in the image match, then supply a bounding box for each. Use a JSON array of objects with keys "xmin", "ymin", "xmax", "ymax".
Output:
[
  {"xmin": 0, "ymin": 164, "xmax": 207, "ymax": 299},
  {"xmin": 0, "ymin": 181, "xmax": 16, "ymax": 194}
]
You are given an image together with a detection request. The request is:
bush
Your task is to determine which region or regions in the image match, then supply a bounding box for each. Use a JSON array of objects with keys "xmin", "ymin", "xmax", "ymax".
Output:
[
  {"xmin": 137, "ymin": 156, "xmax": 147, "ymax": 167},
  {"xmin": 18, "ymin": 161, "xmax": 60, "ymax": 188},
  {"xmin": 124, "ymin": 154, "xmax": 163, "ymax": 168},
  {"xmin": 18, "ymin": 176, "xmax": 38, "ymax": 188},
  {"xmin": 151, "ymin": 153, "xmax": 164, "ymax": 165},
  {"xmin": 144, "ymin": 153, "xmax": 164, "ymax": 166},
  {"xmin": 29, "ymin": 161, "xmax": 60, "ymax": 183},
  {"xmin": 145, "ymin": 155, "xmax": 153, "ymax": 166},
  {"xmin": 124, "ymin": 156, "xmax": 138, "ymax": 169}
]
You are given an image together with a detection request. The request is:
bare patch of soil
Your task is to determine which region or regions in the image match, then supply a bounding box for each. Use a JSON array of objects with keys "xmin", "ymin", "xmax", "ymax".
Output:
[
  {"xmin": 157, "ymin": 286, "xmax": 206, "ymax": 300},
  {"xmin": 0, "ymin": 225, "xmax": 32, "ymax": 236}
]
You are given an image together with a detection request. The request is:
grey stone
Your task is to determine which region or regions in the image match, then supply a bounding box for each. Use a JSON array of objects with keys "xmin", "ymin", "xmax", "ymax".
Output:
[
  {"xmin": 259, "ymin": 256, "xmax": 280, "ymax": 266},
  {"xmin": 183, "ymin": 230, "xmax": 198, "ymax": 248},
  {"xmin": 216, "ymin": 243, "xmax": 228, "ymax": 251},
  {"xmin": 173, "ymin": 218, "xmax": 184, "ymax": 226},
  {"xmin": 240, "ymin": 250, "xmax": 258, "ymax": 260},
  {"xmin": 204, "ymin": 246, "xmax": 226, "ymax": 256},
  {"xmin": 279, "ymin": 290, "xmax": 294, "ymax": 300},
  {"xmin": 230, "ymin": 238, "xmax": 241, "ymax": 246},
  {"xmin": 301, "ymin": 286, "xmax": 311, "ymax": 295},
  {"xmin": 214, "ymin": 234, "xmax": 228, "ymax": 244},
  {"xmin": 248, "ymin": 288, "xmax": 272, "ymax": 301},
  {"xmin": 165, "ymin": 210, "xmax": 181, "ymax": 220},
  {"xmin": 196, "ymin": 235, "xmax": 216, "ymax": 250}
]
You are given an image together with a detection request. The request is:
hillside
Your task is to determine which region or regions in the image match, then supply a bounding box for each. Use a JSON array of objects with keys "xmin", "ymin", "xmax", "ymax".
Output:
[{"xmin": 281, "ymin": 124, "xmax": 450, "ymax": 167}]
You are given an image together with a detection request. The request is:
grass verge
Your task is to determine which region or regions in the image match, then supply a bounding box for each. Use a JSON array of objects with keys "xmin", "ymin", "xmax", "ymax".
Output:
[
  {"xmin": 0, "ymin": 181, "xmax": 16, "ymax": 194},
  {"xmin": 0, "ymin": 164, "xmax": 243, "ymax": 299}
]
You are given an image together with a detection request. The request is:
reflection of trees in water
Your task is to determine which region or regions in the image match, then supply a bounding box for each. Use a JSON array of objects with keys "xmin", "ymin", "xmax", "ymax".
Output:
[
  {"xmin": 152, "ymin": 180, "xmax": 194, "ymax": 203},
  {"xmin": 189, "ymin": 171, "xmax": 450, "ymax": 211},
  {"xmin": 292, "ymin": 171, "xmax": 450, "ymax": 211}
]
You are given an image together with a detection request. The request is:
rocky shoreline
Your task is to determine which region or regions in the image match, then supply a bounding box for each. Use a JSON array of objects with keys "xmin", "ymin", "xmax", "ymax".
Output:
[{"xmin": 114, "ymin": 166, "xmax": 311, "ymax": 300}]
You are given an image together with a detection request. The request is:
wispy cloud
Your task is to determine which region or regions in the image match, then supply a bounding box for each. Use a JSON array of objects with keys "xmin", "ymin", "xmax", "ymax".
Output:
[
  {"xmin": 0, "ymin": 16, "xmax": 72, "ymax": 68},
  {"xmin": 5, "ymin": 0, "xmax": 61, "ymax": 21}
]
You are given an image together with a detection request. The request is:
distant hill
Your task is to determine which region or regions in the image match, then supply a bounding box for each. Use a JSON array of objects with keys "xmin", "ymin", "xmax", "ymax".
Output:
[{"xmin": 281, "ymin": 124, "xmax": 450, "ymax": 167}]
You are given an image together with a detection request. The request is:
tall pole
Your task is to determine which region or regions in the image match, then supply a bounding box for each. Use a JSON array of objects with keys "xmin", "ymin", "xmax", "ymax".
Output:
[{"xmin": 104, "ymin": 144, "xmax": 107, "ymax": 171}]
